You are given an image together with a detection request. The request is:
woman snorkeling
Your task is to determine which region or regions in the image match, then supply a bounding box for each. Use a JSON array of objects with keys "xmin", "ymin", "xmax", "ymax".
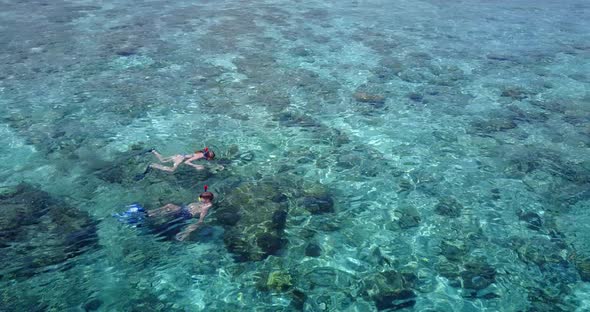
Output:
[{"xmin": 148, "ymin": 147, "xmax": 215, "ymax": 172}]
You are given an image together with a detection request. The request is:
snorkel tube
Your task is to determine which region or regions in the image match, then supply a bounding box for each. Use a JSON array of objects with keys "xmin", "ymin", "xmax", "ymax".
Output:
[{"xmin": 199, "ymin": 185, "xmax": 208, "ymax": 202}]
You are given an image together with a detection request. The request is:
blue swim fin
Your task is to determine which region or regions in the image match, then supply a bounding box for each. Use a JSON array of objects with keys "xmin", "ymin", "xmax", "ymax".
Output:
[{"xmin": 113, "ymin": 203, "xmax": 147, "ymax": 227}]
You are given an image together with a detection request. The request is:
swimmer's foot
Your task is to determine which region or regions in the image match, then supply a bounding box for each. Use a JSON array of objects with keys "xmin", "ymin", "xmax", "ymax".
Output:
[
  {"xmin": 134, "ymin": 165, "xmax": 152, "ymax": 181},
  {"xmin": 210, "ymin": 165, "xmax": 225, "ymax": 174},
  {"xmin": 137, "ymin": 147, "xmax": 156, "ymax": 156}
]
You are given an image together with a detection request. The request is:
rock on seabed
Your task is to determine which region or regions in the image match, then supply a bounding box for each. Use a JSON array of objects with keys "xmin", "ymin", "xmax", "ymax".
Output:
[{"xmin": 0, "ymin": 183, "xmax": 99, "ymax": 280}]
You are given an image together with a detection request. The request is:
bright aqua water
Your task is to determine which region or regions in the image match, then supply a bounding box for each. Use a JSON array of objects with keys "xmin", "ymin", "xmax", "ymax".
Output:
[{"xmin": 1, "ymin": 0, "xmax": 589, "ymax": 311}]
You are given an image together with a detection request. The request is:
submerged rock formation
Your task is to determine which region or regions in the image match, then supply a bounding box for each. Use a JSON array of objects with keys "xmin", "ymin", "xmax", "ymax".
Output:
[
  {"xmin": 434, "ymin": 196, "xmax": 463, "ymax": 218},
  {"xmin": 353, "ymin": 92, "xmax": 386, "ymax": 106},
  {"xmin": 360, "ymin": 270, "xmax": 418, "ymax": 311},
  {"xmin": 216, "ymin": 177, "xmax": 333, "ymax": 262},
  {"xmin": 0, "ymin": 183, "xmax": 99, "ymax": 280}
]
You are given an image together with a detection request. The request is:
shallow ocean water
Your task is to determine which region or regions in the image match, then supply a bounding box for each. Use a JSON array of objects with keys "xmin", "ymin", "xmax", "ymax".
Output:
[{"xmin": 0, "ymin": 0, "xmax": 589, "ymax": 311}]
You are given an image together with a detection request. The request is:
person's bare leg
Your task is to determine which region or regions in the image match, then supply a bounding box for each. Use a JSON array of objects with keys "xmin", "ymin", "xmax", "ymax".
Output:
[
  {"xmin": 152, "ymin": 150, "xmax": 174, "ymax": 162},
  {"xmin": 148, "ymin": 204, "xmax": 181, "ymax": 217},
  {"xmin": 149, "ymin": 155, "xmax": 183, "ymax": 172},
  {"xmin": 149, "ymin": 163, "xmax": 178, "ymax": 172}
]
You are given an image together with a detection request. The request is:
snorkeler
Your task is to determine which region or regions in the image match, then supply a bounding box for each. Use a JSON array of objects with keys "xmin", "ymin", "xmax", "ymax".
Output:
[
  {"xmin": 147, "ymin": 186, "xmax": 215, "ymax": 241},
  {"xmin": 113, "ymin": 185, "xmax": 214, "ymax": 241},
  {"xmin": 148, "ymin": 147, "xmax": 215, "ymax": 172}
]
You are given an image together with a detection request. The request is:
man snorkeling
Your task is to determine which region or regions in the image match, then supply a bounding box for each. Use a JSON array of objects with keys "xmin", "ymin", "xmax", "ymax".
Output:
[
  {"xmin": 148, "ymin": 147, "xmax": 215, "ymax": 172},
  {"xmin": 115, "ymin": 186, "xmax": 215, "ymax": 241}
]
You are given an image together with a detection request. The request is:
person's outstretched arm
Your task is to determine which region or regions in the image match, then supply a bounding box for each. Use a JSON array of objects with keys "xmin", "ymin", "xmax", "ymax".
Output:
[
  {"xmin": 176, "ymin": 205, "xmax": 210, "ymax": 241},
  {"xmin": 176, "ymin": 222, "xmax": 199, "ymax": 241},
  {"xmin": 195, "ymin": 205, "xmax": 210, "ymax": 224},
  {"xmin": 184, "ymin": 154, "xmax": 205, "ymax": 170}
]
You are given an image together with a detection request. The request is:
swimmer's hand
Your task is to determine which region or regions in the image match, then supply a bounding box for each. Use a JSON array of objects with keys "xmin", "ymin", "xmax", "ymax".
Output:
[
  {"xmin": 210, "ymin": 165, "xmax": 224, "ymax": 174},
  {"xmin": 176, "ymin": 231, "xmax": 190, "ymax": 241},
  {"xmin": 177, "ymin": 222, "xmax": 202, "ymax": 241},
  {"xmin": 185, "ymin": 161, "xmax": 205, "ymax": 170}
]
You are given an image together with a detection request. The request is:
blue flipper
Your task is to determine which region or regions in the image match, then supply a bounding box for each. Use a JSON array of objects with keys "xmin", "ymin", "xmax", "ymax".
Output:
[{"xmin": 113, "ymin": 203, "xmax": 147, "ymax": 227}]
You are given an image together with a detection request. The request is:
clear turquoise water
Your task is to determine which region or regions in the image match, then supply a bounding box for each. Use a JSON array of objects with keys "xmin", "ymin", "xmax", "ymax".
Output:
[{"xmin": 1, "ymin": 0, "xmax": 589, "ymax": 311}]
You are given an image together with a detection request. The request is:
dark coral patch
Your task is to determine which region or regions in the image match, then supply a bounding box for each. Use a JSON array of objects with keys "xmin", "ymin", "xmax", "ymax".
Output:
[
  {"xmin": 434, "ymin": 196, "xmax": 463, "ymax": 218},
  {"xmin": 0, "ymin": 184, "xmax": 98, "ymax": 280}
]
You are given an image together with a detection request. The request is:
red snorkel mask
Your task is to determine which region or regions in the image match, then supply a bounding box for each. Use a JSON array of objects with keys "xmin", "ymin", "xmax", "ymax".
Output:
[{"xmin": 202, "ymin": 147, "xmax": 214, "ymax": 160}]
